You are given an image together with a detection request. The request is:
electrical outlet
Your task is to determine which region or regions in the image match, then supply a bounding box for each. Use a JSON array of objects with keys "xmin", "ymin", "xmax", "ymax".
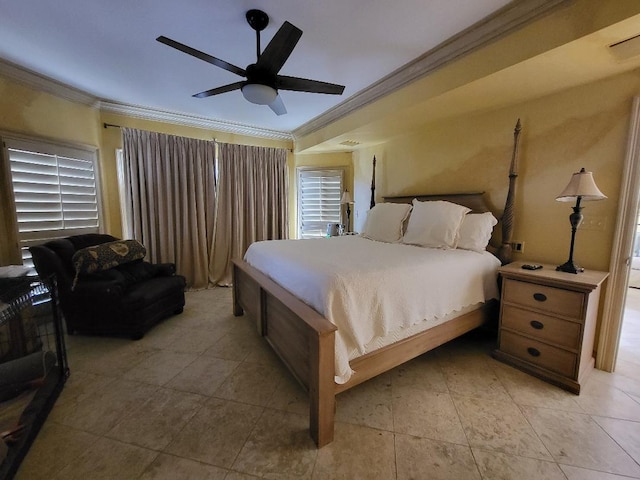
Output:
[{"xmin": 511, "ymin": 241, "xmax": 525, "ymax": 253}]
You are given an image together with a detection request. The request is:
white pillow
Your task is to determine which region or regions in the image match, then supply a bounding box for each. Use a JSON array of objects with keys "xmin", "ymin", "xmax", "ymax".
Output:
[
  {"xmin": 457, "ymin": 212, "xmax": 498, "ymax": 253},
  {"xmin": 402, "ymin": 200, "xmax": 470, "ymax": 249},
  {"xmin": 361, "ymin": 203, "xmax": 412, "ymax": 243}
]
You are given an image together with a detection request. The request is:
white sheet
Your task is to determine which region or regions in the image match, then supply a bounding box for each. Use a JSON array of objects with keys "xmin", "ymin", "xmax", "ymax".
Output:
[{"xmin": 244, "ymin": 236, "xmax": 500, "ymax": 383}]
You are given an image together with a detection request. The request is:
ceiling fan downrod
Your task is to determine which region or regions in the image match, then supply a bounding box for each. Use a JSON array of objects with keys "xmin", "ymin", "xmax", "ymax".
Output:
[{"xmin": 246, "ymin": 9, "xmax": 269, "ymax": 61}]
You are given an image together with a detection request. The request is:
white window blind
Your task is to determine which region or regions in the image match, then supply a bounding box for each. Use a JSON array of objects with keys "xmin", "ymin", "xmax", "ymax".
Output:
[
  {"xmin": 297, "ymin": 168, "xmax": 344, "ymax": 238},
  {"xmin": 4, "ymin": 137, "xmax": 101, "ymax": 264}
]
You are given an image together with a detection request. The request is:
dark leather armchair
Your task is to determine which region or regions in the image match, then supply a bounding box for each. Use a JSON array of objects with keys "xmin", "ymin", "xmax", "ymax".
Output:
[{"xmin": 30, "ymin": 234, "xmax": 186, "ymax": 339}]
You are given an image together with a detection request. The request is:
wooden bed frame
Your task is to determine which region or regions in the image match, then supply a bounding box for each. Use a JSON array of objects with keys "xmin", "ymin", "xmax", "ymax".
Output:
[{"xmin": 232, "ymin": 120, "xmax": 522, "ymax": 447}]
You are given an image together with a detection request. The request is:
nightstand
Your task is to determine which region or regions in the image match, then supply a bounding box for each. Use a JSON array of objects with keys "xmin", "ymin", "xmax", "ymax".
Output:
[{"xmin": 493, "ymin": 261, "xmax": 608, "ymax": 394}]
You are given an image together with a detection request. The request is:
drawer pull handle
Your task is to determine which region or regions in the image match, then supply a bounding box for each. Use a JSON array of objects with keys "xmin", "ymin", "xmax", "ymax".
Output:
[
  {"xmin": 533, "ymin": 293, "xmax": 547, "ymax": 302},
  {"xmin": 527, "ymin": 347, "xmax": 541, "ymax": 357},
  {"xmin": 530, "ymin": 320, "xmax": 544, "ymax": 330}
]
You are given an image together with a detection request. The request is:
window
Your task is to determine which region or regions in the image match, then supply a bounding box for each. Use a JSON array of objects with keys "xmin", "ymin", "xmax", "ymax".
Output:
[
  {"xmin": 3, "ymin": 136, "xmax": 101, "ymax": 264},
  {"xmin": 115, "ymin": 148, "xmax": 132, "ymax": 239},
  {"xmin": 297, "ymin": 167, "xmax": 344, "ymax": 238}
]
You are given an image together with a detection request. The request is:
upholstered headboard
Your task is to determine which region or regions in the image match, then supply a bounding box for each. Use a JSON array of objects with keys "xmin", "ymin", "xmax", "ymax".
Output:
[{"xmin": 383, "ymin": 192, "xmax": 490, "ymax": 213}]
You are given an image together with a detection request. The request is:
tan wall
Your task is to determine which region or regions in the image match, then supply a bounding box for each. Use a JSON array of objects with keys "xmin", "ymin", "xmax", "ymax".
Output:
[
  {"xmin": 3, "ymin": 66, "xmax": 637, "ymax": 273},
  {"xmin": 0, "ymin": 77, "xmax": 101, "ymax": 145},
  {"xmin": 353, "ymin": 69, "xmax": 640, "ymax": 273}
]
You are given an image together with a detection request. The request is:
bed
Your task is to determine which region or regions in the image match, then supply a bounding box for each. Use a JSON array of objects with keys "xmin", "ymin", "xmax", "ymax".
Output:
[{"xmin": 232, "ymin": 121, "xmax": 522, "ymax": 447}]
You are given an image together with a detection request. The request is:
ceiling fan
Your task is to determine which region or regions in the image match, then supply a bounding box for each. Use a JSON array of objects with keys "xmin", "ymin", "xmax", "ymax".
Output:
[{"xmin": 157, "ymin": 9, "xmax": 345, "ymax": 115}]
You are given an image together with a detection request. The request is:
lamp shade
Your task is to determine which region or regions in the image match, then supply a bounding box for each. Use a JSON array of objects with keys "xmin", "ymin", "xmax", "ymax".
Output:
[
  {"xmin": 556, "ymin": 168, "xmax": 607, "ymax": 202},
  {"xmin": 241, "ymin": 83, "xmax": 278, "ymax": 105},
  {"xmin": 341, "ymin": 190, "xmax": 353, "ymax": 204}
]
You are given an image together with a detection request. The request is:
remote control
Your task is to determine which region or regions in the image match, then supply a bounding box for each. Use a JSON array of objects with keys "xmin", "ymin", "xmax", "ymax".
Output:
[{"xmin": 522, "ymin": 264, "xmax": 543, "ymax": 270}]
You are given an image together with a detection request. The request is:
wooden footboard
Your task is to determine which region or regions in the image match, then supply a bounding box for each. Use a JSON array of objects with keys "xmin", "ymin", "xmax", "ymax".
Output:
[
  {"xmin": 232, "ymin": 259, "xmax": 337, "ymax": 447},
  {"xmin": 335, "ymin": 301, "xmax": 496, "ymax": 394},
  {"xmin": 232, "ymin": 258, "xmax": 496, "ymax": 447}
]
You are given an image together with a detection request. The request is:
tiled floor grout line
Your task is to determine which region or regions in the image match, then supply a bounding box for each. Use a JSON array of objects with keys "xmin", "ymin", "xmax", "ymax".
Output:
[{"xmin": 17, "ymin": 287, "xmax": 640, "ymax": 479}]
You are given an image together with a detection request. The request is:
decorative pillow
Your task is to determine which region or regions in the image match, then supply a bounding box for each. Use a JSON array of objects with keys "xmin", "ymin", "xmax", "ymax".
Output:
[
  {"xmin": 73, "ymin": 239, "xmax": 147, "ymax": 276},
  {"xmin": 402, "ymin": 200, "xmax": 471, "ymax": 249},
  {"xmin": 457, "ymin": 212, "xmax": 498, "ymax": 253},
  {"xmin": 71, "ymin": 239, "xmax": 146, "ymax": 290},
  {"xmin": 361, "ymin": 203, "xmax": 412, "ymax": 243}
]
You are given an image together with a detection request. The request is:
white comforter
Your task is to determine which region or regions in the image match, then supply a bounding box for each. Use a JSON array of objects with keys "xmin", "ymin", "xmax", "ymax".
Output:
[{"xmin": 244, "ymin": 236, "xmax": 500, "ymax": 383}]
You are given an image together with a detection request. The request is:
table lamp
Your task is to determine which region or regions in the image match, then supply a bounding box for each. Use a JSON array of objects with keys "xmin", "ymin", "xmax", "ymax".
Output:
[
  {"xmin": 556, "ymin": 168, "xmax": 607, "ymax": 273},
  {"xmin": 341, "ymin": 190, "xmax": 353, "ymax": 232}
]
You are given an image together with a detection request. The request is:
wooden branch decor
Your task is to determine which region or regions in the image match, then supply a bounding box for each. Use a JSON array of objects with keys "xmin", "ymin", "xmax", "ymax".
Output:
[
  {"xmin": 370, "ymin": 156, "xmax": 376, "ymax": 209},
  {"xmin": 497, "ymin": 119, "xmax": 522, "ymax": 265}
]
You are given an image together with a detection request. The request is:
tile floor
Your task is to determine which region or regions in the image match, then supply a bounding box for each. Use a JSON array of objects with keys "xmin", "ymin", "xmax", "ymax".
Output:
[{"xmin": 14, "ymin": 287, "xmax": 640, "ymax": 479}]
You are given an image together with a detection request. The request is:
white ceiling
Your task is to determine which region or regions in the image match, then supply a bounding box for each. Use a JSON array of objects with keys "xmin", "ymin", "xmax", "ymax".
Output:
[{"xmin": 0, "ymin": 0, "xmax": 513, "ymax": 135}]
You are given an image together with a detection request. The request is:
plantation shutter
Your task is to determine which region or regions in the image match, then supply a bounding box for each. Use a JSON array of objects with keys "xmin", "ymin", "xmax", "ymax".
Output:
[
  {"xmin": 297, "ymin": 168, "xmax": 344, "ymax": 238},
  {"xmin": 4, "ymin": 136, "xmax": 101, "ymax": 263}
]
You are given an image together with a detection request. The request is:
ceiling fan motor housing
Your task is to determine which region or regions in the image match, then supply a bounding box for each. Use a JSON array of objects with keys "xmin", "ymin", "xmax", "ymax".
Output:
[{"xmin": 246, "ymin": 9, "xmax": 269, "ymax": 32}]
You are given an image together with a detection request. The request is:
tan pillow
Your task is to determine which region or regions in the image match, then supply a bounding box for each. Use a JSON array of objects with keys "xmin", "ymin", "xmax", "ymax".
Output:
[
  {"xmin": 457, "ymin": 212, "xmax": 498, "ymax": 252},
  {"xmin": 361, "ymin": 203, "xmax": 412, "ymax": 243},
  {"xmin": 402, "ymin": 200, "xmax": 470, "ymax": 249}
]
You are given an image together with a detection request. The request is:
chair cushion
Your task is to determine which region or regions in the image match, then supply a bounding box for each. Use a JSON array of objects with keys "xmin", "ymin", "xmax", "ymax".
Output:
[{"xmin": 122, "ymin": 275, "xmax": 186, "ymax": 310}]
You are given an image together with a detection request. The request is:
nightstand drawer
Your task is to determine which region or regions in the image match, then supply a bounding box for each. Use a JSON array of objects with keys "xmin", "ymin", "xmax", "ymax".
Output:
[
  {"xmin": 503, "ymin": 279, "xmax": 584, "ymax": 319},
  {"xmin": 501, "ymin": 305, "xmax": 581, "ymax": 350},
  {"xmin": 500, "ymin": 330, "xmax": 577, "ymax": 378}
]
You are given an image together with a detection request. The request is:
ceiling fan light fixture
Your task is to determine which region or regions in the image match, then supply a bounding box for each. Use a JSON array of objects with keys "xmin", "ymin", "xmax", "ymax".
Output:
[{"xmin": 241, "ymin": 83, "xmax": 278, "ymax": 105}]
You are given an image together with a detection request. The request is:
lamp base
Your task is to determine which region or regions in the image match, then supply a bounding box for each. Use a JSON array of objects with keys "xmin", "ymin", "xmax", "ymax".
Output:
[{"xmin": 556, "ymin": 260, "xmax": 584, "ymax": 274}]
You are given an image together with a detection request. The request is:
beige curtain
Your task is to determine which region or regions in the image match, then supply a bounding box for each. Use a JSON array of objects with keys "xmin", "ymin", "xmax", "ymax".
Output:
[
  {"xmin": 121, "ymin": 128, "xmax": 216, "ymax": 289},
  {"xmin": 210, "ymin": 142, "xmax": 289, "ymax": 285}
]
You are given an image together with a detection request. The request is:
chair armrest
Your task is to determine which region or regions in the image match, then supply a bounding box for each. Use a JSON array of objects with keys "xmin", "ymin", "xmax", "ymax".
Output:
[{"xmin": 154, "ymin": 263, "xmax": 177, "ymax": 276}]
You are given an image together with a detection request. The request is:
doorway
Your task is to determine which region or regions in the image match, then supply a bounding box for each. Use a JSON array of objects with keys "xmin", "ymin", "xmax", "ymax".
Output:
[
  {"xmin": 619, "ymin": 214, "xmax": 640, "ymax": 377},
  {"xmin": 597, "ymin": 97, "xmax": 640, "ymax": 372},
  {"xmin": 618, "ymin": 286, "xmax": 640, "ymax": 378}
]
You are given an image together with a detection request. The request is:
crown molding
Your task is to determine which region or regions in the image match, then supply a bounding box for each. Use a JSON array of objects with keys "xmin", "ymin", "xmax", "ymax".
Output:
[
  {"xmin": 0, "ymin": 58, "xmax": 100, "ymax": 107},
  {"xmin": 293, "ymin": 0, "xmax": 569, "ymax": 139},
  {"xmin": 99, "ymin": 102, "xmax": 293, "ymax": 141},
  {"xmin": 0, "ymin": 58, "xmax": 292, "ymax": 141}
]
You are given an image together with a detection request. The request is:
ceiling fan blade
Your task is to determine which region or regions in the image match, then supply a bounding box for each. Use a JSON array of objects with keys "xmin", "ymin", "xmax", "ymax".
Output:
[
  {"xmin": 193, "ymin": 82, "xmax": 244, "ymax": 98},
  {"xmin": 256, "ymin": 21, "xmax": 302, "ymax": 74},
  {"xmin": 269, "ymin": 95, "xmax": 287, "ymax": 116},
  {"xmin": 156, "ymin": 36, "xmax": 246, "ymax": 77},
  {"xmin": 276, "ymin": 75, "xmax": 345, "ymax": 95}
]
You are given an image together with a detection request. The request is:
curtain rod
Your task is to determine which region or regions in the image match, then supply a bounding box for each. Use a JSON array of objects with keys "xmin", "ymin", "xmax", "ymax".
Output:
[{"xmin": 101, "ymin": 124, "xmax": 289, "ymax": 151}]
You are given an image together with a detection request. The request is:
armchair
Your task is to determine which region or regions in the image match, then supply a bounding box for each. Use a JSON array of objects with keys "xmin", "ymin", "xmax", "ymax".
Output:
[{"xmin": 30, "ymin": 234, "xmax": 186, "ymax": 340}]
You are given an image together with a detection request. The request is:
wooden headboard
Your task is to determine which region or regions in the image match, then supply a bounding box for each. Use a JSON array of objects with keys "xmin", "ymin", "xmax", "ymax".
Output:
[{"xmin": 383, "ymin": 192, "xmax": 490, "ymax": 213}]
